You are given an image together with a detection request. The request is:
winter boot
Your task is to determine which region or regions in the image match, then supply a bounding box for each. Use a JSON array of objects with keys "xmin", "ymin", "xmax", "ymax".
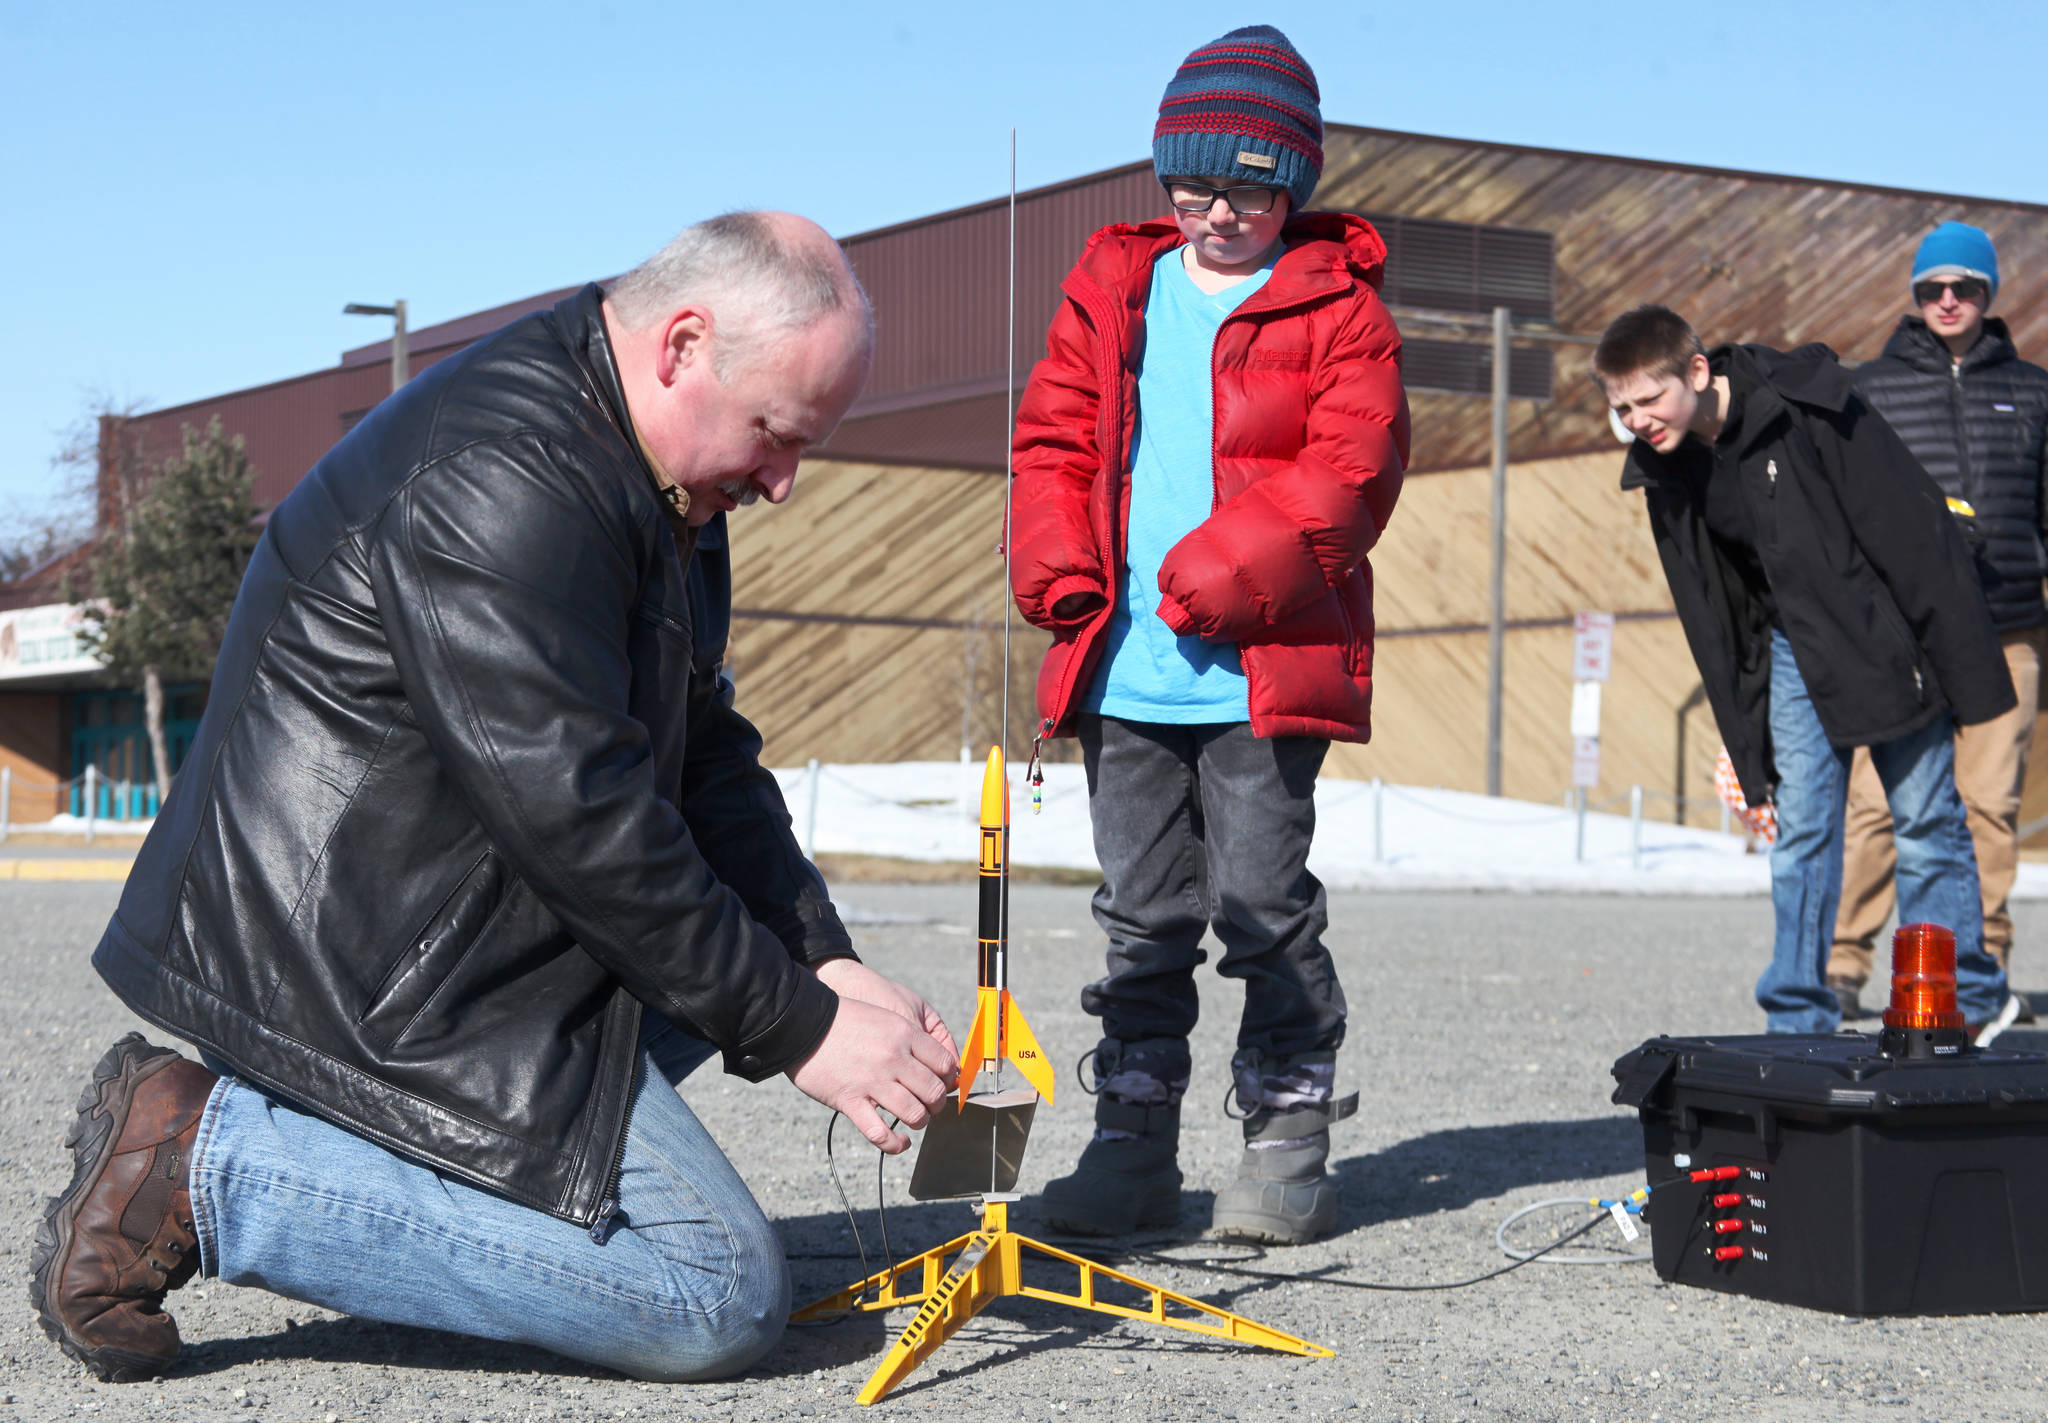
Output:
[
  {"xmin": 1209, "ymin": 1049, "xmax": 1357, "ymax": 1246},
  {"xmin": 1040, "ymin": 1038, "xmax": 1188, "ymax": 1236},
  {"xmin": 30, "ymin": 1035, "xmax": 215, "ymax": 1382}
]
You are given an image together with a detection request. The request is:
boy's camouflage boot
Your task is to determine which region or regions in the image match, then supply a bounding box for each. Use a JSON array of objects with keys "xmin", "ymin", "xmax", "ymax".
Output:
[
  {"xmin": 1040, "ymin": 1038, "xmax": 1188, "ymax": 1237},
  {"xmin": 1209, "ymin": 1048, "xmax": 1356, "ymax": 1246}
]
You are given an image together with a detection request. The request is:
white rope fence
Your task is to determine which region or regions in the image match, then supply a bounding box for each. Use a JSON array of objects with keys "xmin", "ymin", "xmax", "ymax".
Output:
[
  {"xmin": 762, "ymin": 762, "xmax": 1741, "ymax": 875},
  {"xmin": 2, "ymin": 756, "xmax": 1742, "ymax": 875},
  {"xmin": 0, "ymin": 764, "xmax": 157, "ymax": 847}
]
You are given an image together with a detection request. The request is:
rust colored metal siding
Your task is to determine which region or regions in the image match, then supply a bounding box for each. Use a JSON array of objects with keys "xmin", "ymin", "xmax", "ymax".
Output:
[
  {"xmin": 1316, "ymin": 126, "xmax": 2048, "ymax": 472},
  {"xmin": 844, "ymin": 161, "xmax": 1164, "ymax": 413},
  {"xmin": 64, "ymin": 126, "xmax": 2048, "ymax": 516},
  {"xmin": 111, "ymin": 289, "xmax": 580, "ymax": 512}
]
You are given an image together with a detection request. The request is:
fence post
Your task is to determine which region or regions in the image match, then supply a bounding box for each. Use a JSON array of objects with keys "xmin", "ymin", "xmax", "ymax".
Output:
[
  {"xmin": 1371, "ymin": 778, "xmax": 1384, "ymax": 864},
  {"xmin": 84, "ymin": 765, "xmax": 98, "ymax": 845},
  {"xmin": 1575, "ymin": 788, "xmax": 1587, "ymax": 863},
  {"xmin": 1720, "ymin": 803, "xmax": 1732, "ymax": 836},
  {"xmin": 804, "ymin": 758, "xmax": 821, "ymax": 860},
  {"xmin": 0, "ymin": 765, "xmax": 9, "ymax": 845},
  {"xmin": 1630, "ymin": 784, "xmax": 1644, "ymax": 870}
]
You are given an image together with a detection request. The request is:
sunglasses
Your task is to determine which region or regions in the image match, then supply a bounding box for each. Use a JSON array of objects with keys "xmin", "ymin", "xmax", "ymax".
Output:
[{"xmin": 1913, "ymin": 277, "xmax": 1989, "ymax": 306}]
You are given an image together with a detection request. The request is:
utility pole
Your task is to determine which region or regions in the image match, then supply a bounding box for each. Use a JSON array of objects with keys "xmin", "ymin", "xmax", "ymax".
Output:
[
  {"xmin": 343, "ymin": 300, "xmax": 409, "ymax": 393},
  {"xmin": 1384, "ymin": 305, "xmax": 1602, "ymax": 799},
  {"xmin": 1487, "ymin": 304, "xmax": 1510, "ymax": 798}
]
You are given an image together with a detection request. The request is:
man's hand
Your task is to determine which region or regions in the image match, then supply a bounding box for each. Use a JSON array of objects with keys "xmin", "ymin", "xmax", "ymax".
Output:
[
  {"xmin": 814, "ymin": 958, "xmax": 958, "ymax": 1060},
  {"xmin": 788, "ymin": 998, "xmax": 959, "ymax": 1153}
]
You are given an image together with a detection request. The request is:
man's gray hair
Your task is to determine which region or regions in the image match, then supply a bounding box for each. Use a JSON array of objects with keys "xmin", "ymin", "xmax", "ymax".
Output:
[{"xmin": 608, "ymin": 212, "xmax": 873, "ymax": 378}]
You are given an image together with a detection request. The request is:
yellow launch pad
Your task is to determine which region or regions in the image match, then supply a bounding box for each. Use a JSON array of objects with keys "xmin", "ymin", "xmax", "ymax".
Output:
[
  {"xmin": 793, "ymin": 744, "xmax": 1333, "ymax": 1402},
  {"xmin": 791, "ymin": 1198, "xmax": 1332, "ymax": 1405}
]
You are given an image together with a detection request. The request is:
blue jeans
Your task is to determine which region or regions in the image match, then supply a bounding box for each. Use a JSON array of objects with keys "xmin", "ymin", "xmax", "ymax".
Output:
[
  {"xmin": 1763, "ymin": 630, "xmax": 2005, "ymax": 1032},
  {"xmin": 189, "ymin": 1015, "xmax": 788, "ymax": 1381}
]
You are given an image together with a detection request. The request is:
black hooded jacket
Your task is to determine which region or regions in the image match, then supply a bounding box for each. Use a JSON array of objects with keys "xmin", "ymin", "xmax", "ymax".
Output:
[
  {"xmin": 1853, "ymin": 315, "xmax": 2048, "ymax": 632},
  {"xmin": 93, "ymin": 285, "xmax": 853, "ymax": 1229},
  {"xmin": 1622, "ymin": 343, "xmax": 2015, "ymax": 805}
]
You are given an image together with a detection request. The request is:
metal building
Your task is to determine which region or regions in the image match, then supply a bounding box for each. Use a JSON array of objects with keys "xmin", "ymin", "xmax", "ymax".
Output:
[{"xmin": 4, "ymin": 123, "xmax": 2046, "ymax": 831}]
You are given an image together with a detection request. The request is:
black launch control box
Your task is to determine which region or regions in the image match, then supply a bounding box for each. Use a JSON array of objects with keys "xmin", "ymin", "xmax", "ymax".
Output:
[{"xmin": 1611, "ymin": 1033, "xmax": 2048, "ymax": 1316}]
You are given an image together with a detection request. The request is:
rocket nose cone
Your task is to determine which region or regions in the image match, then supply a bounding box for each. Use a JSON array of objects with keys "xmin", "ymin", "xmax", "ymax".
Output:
[{"xmin": 980, "ymin": 744, "xmax": 1009, "ymax": 828}]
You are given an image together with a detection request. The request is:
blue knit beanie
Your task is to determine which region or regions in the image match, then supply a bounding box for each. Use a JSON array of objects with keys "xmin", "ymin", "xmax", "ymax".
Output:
[
  {"xmin": 1152, "ymin": 25, "xmax": 1323, "ymax": 210},
  {"xmin": 1913, "ymin": 221, "xmax": 2000, "ymax": 302}
]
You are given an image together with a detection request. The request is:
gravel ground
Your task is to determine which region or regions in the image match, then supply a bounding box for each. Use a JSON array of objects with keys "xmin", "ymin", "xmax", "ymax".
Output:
[{"xmin": 6, "ymin": 880, "xmax": 2048, "ymax": 1421}]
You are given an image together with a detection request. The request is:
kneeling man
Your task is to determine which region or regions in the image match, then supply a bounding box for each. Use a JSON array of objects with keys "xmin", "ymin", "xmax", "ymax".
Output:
[{"xmin": 32, "ymin": 212, "xmax": 956, "ymax": 1384}]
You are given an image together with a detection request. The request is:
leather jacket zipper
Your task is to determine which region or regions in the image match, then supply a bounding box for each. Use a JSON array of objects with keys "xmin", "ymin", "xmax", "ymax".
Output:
[{"xmin": 588, "ymin": 1039, "xmax": 643, "ymax": 1244}]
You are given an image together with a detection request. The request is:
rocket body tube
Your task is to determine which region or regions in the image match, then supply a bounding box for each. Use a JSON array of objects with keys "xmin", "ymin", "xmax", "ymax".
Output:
[
  {"xmin": 958, "ymin": 747, "xmax": 1054, "ymax": 1106},
  {"xmin": 978, "ymin": 755, "xmax": 1008, "ymax": 993}
]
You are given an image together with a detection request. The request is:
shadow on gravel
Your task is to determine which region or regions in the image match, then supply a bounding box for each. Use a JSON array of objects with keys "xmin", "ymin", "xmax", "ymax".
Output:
[
  {"xmin": 173, "ymin": 1314, "xmax": 621, "ymax": 1380},
  {"xmin": 1330, "ymin": 1114, "xmax": 1644, "ymax": 1234}
]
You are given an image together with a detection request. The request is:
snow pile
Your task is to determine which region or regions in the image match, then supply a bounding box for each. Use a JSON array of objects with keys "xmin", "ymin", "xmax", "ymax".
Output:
[
  {"xmin": 18, "ymin": 760, "xmax": 2048, "ymax": 899},
  {"xmin": 774, "ymin": 761, "xmax": 2048, "ymax": 900}
]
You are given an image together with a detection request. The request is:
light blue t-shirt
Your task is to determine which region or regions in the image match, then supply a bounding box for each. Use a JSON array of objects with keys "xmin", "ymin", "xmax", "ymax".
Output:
[{"xmin": 1084, "ymin": 247, "xmax": 1273, "ymax": 722}]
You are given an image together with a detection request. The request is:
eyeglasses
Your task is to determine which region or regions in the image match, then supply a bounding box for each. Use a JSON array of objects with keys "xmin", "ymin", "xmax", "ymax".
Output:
[
  {"xmin": 1164, "ymin": 181, "xmax": 1280, "ymax": 216},
  {"xmin": 1913, "ymin": 277, "xmax": 1989, "ymax": 306}
]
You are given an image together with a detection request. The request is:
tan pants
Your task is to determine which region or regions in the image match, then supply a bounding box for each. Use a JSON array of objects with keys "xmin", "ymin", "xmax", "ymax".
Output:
[{"xmin": 1831, "ymin": 626, "xmax": 2044, "ymax": 983}]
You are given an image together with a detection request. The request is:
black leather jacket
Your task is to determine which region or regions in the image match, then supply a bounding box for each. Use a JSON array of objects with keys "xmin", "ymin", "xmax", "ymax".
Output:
[
  {"xmin": 95, "ymin": 285, "xmax": 853, "ymax": 1229},
  {"xmin": 1854, "ymin": 315, "xmax": 2048, "ymax": 632},
  {"xmin": 1622, "ymin": 343, "xmax": 2014, "ymax": 806}
]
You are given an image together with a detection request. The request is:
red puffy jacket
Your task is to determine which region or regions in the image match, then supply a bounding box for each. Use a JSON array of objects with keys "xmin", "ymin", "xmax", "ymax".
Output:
[{"xmin": 1010, "ymin": 211, "xmax": 1410, "ymax": 743}]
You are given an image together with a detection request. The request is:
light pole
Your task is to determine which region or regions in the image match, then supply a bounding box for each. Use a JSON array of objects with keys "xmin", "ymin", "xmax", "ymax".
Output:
[{"xmin": 343, "ymin": 300, "xmax": 408, "ymax": 393}]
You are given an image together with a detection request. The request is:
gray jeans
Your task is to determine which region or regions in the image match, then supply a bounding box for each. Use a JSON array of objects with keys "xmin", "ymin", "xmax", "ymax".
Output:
[{"xmin": 1078, "ymin": 715, "xmax": 1346, "ymax": 1057}]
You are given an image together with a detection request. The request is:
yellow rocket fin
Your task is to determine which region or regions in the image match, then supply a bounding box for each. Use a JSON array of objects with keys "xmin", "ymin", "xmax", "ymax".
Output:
[
  {"xmin": 1000, "ymin": 990, "xmax": 1055, "ymax": 1104},
  {"xmin": 956, "ymin": 986, "xmax": 997, "ymax": 1108}
]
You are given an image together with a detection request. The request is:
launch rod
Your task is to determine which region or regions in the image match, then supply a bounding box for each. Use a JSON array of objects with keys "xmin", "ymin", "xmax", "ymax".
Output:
[{"xmin": 994, "ymin": 128, "xmax": 1017, "ymax": 1092}]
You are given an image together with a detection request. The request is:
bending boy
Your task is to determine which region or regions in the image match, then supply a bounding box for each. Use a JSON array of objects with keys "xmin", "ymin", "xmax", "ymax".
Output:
[{"xmin": 1598, "ymin": 305, "xmax": 2013, "ymax": 1033}]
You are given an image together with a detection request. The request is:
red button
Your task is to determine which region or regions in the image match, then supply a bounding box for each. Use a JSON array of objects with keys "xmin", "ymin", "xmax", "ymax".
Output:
[
  {"xmin": 1713, "ymin": 1245, "xmax": 1745, "ymax": 1262},
  {"xmin": 1712, "ymin": 1218, "xmax": 1744, "ymax": 1235},
  {"xmin": 1711, "ymin": 1193, "xmax": 1742, "ymax": 1209}
]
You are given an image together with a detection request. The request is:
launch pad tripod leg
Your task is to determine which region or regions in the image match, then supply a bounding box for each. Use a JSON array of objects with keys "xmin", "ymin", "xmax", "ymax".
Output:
[{"xmin": 789, "ymin": 1200, "xmax": 1333, "ymax": 1405}]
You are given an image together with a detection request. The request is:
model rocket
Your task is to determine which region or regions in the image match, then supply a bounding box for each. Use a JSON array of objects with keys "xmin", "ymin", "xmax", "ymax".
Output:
[{"xmin": 956, "ymin": 746, "xmax": 1055, "ymax": 1108}]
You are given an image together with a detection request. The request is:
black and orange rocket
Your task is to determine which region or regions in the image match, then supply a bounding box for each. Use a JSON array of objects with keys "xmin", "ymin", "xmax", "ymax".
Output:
[{"xmin": 956, "ymin": 746, "xmax": 1055, "ymax": 1107}]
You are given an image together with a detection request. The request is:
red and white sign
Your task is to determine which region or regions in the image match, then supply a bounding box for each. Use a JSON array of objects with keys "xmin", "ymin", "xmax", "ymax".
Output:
[
  {"xmin": 1572, "ymin": 736, "xmax": 1601, "ymax": 789},
  {"xmin": 1572, "ymin": 611, "xmax": 1615, "ymax": 683}
]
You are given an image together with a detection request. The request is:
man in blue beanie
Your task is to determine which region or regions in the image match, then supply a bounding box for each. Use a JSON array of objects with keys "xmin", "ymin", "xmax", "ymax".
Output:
[{"xmin": 1831, "ymin": 222, "xmax": 2048, "ymax": 1043}]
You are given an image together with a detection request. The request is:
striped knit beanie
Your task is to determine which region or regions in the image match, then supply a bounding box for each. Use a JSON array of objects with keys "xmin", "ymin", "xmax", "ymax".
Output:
[{"xmin": 1152, "ymin": 25, "xmax": 1323, "ymax": 210}]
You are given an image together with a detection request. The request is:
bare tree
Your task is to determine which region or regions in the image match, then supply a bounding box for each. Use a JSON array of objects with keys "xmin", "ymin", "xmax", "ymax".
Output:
[
  {"xmin": 68, "ymin": 418, "xmax": 257, "ymax": 801},
  {"xmin": 0, "ymin": 393, "xmax": 144, "ymax": 583}
]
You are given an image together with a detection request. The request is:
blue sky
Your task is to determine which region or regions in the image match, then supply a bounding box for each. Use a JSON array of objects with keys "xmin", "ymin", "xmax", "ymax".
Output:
[{"xmin": 4, "ymin": 0, "xmax": 2045, "ymax": 517}]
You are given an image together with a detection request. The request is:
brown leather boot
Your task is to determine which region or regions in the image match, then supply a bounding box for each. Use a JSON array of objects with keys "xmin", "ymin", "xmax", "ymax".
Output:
[{"xmin": 29, "ymin": 1033, "xmax": 216, "ymax": 1382}]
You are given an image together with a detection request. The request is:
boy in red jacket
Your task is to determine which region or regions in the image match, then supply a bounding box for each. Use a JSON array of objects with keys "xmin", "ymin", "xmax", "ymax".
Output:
[{"xmin": 1009, "ymin": 25, "xmax": 1408, "ymax": 1244}]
